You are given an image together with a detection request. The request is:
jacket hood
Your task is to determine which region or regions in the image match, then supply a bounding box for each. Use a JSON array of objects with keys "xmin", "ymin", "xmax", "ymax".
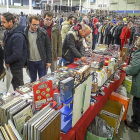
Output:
[
  {"xmin": 9, "ymin": 24, "xmax": 25, "ymax": 34},
  {"xmin": 74, "ymin": 24, "xmax": 82, "ymax": 32},
  {"xmin": 62, "ymin": 21, "xmax": 70, "ymax": 26},
  {"xmin": 93, "ymin": 18, "xmax": 98, "ymax": 24}
]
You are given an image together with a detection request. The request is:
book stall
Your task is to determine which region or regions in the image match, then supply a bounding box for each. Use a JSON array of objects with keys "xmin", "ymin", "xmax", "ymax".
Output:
[{"xmin": 0, "ymin": 44, "xmax": 131, "ymax": 140}]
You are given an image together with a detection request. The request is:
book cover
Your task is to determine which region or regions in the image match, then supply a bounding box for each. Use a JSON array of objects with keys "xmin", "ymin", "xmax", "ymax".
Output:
[
  {"xmin": 33, "ymin": 81, "xmax": 53, "ymax": 110},
  {"xmin": 13, "ymin": 105, "xmax": 33, "ymax": 139}
]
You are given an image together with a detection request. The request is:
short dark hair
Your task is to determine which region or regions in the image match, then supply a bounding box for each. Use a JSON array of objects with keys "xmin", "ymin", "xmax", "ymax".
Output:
[
  {"xmin": 29, "ymin": 15, "xmax": 39, "ymax": 23},
  {"xmin": 68, "ymin": 15, "xmax": 74, "ymax": 21},
  {"xmin": 2, "ymin": 12, "xmax": 15, "ymax": 23},
  {"xmin": 43, "ymin": 11, "xmax": 53, "ymax": 18},
  {"xmin": 21, "ymin": 12, "xmax": 23, "ymax": 15}
]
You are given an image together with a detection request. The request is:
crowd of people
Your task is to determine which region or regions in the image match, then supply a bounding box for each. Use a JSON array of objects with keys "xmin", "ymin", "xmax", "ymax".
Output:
[
  {"xmin": 0, "ymin": 11, "xmax": 140, "ymax": 134},
  {"xmin": 0, "ymin": 11, "xmax": 139, "ymax": 90}
]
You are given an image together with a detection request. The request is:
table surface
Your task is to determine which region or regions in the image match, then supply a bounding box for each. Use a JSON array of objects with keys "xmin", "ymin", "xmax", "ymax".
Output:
[
  {"xmin": 60, "ymin": 72, "xmax": 126, "ymax": 140},
  {"xmin": 60, "ymin": 57, "xmax": 129, "ymax": 140}
]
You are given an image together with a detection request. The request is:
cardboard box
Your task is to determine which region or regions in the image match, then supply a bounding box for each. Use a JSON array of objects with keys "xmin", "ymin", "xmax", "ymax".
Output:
[
  {"xmin": 122, "ymin": 47, "xmax": 129, "ymax": 56},
  {"xmin": 120, "ymin": 51, "xmax": 123, "ymax": 57},
  {"xmin": 109, "ymin": 92, "xmax": 130, "ymax": 121},
  {"xmin": 118, "ymin": 57, "xmax": 122, "ymax": 65},
  {"xmin": 114, "ymin": 64, "xmax": 117, "ymax": 71},
  {"xmin": 92, "ymin": 83, "xmax": 98, "ymax": 92},
  {"xmin": 107, "ymin": 70, "xmax": 111, "ymax": 79},
  {"xmin": 98, "ymin": 100, "xmax": 124, "ymax": 134}
]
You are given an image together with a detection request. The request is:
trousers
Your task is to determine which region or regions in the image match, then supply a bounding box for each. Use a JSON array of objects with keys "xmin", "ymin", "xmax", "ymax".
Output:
[
  {"xmin": 131, "ymin": 96, "xmax": 140, "ymax": 128},
  {"xmin": 29, "ymin": 61, "xmax": 46, "ymax": 83},
  {"xmin": 11, "ymin": 68, "xmax": 24, "ymax": 90}
]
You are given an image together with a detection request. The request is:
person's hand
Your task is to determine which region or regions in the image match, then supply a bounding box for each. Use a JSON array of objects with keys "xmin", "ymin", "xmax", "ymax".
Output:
[
  {"xmin": 80, "ymin": 57, "xmax": 86, "ymax": 63},
  {"xmin": 127, "ymin": 39, "xmax": 129, "ymax": 43},
  {"xmin": 46, "ymin": 63, "xmax": 51, "ymax": 68},
  {"xmin": 0, "ymin": 40, "xmax": 3, "ymax": 46},
  {"xmin": 85, "ymin": 37, "xmax": 88, "ymax": 41},
  {"xmin": 5, "ymin": 63, "xmax": 9, "ymax": 68},
  {"xmin": 122, "ymin": 67, "xmax": 126, "ymax": 71},
  {"xmin": 57, "ymin": 57, "xmax": 60, "ymax": 60}
]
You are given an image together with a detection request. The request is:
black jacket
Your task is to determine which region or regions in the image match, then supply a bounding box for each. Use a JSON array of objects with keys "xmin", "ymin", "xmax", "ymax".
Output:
[
  {"xmin": 62, "ymin": 28, "xmax": 84, "ymax": 62},
  {"xmin": 24, "ymin": 27, "xmax": 52, "ymax": 68},
  {"xmin": 3, "ymin": 25, "xmax": 27, "ymax": 70},
  {"xmin": 0, "ymin": 46, "xmax": 4, "ymax": 76}
]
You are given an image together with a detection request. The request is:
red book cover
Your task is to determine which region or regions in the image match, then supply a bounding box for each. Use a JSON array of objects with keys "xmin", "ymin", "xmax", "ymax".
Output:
[{"xmin": 33, "ymin": 80, "xmax": 54, "ymax": 110}]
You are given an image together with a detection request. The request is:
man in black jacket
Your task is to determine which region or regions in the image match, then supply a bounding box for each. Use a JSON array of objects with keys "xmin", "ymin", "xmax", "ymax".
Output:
[
  {"xmin": 1, "ymin": 12, "xmax": 27, "ymax": 90},
  {"xmin": 62, "ymin": 24, "xmax": 91, "ymax": 65},
  {"xmin": 24, "ymin": 15, "xmax": 52, "ymax": 82}
]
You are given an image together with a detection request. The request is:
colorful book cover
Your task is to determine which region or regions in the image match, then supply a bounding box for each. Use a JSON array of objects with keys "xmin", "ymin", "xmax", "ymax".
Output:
[{"xmin": 13, "ymin": 105, "xmax": 33, "ymax": 139}]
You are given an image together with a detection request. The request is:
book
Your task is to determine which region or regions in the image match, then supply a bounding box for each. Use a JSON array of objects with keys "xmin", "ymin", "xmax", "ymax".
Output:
[
  {"xmin": 28, "ymin": 104, "xmax": 50, "ymax": 140},
  {"xmin": 0, "ymin": 126, "xmax": 10, "ymax": 140},
  {"xmin": 13, "ymin": 105, "xmax": 33, "ymax": 139},
  {"xmin": 39, "ymin": 111, "xmax": 61, "ymax": 140},
  {"xmin": 8, "ymin": 120, "xmax": 22, "ymax": 140},
  {"xmin": 4, "ymin": 123, "xmax": 15, "ymax": 140}
]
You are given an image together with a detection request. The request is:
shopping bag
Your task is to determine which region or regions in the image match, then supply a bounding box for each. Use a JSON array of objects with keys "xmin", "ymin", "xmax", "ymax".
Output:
[
  {"xmin": 84, "ymin": 131, "xmax": 113, "ymax": 140},
  {"xmin": 5, "ymin": 67, "xmax": 13, "ymax": 92}
]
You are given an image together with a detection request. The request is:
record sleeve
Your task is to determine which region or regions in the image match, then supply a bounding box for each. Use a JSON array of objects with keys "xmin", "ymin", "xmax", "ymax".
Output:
[
  {"xmin": 8, "ymin": 120, "xmax": 22, "ymax": 140},
  {"xmin": 33, "ymin": 109, "xmax": 55, "ymax": 140},
  {"xmin": 13, "ymin": 105, "xmax": 33, "ymax": 139},
  {"xmin": 27, "ymin": 104, "xmax": 50, "ymax": 140},
  {"xmin": 0, "ymin": 129, "xmax": 5, "ymax": 140},
  {"xmin": 4, "ymin": 124, "xmax": 15, "ymax": 140},
  {"xmin": 0, "ymin": 126, "xmax": 10, "ymax": 140},
  {"xmin": 39, "ymin": 111, "xmax": 61, "ymax": 140}
]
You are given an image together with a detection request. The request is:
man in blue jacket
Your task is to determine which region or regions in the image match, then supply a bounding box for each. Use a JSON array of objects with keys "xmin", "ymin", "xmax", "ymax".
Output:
[
  {"xmin": 1, "ymin": 12, "xmax": 27, "ymax": 90},
  {"xmin": 19, "ymin": 12, "xmax": 27, "ymax": 28}
]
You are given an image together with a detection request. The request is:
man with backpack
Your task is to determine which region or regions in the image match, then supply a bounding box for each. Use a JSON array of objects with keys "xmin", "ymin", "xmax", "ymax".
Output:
[{"xmin": 1, "ymin": 12, "xmax": 27, "ymax": 90}]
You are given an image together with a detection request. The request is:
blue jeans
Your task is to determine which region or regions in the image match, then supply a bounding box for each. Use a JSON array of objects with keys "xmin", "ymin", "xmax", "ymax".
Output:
[
  {"xmin": 58, "ymin": 57, "xmax": 63, "ymax": 66},
  {"xmin": 92, "ymin": 34, "xmax": 98, "ymax": 50},
  {"xmin": 29, "ymin": 61, "xmax": 46, "ymax": 83}
]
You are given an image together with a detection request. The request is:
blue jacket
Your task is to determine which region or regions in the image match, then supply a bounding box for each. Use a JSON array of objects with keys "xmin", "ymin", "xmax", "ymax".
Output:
[
  {"xmin": 4, "ymin": 25, "xmax": 27, "ymax": 70},
  {"xmin": 19, "ymin": 15, "xmax": 27, "ymax": 27}
]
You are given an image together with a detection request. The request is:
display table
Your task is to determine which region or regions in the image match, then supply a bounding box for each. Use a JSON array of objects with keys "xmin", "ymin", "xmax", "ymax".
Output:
[
  {"xmin": 61, "ymin": 130, "xmax": 76, "ymax": 140},
  {"xmin": 61, "ymin": 72, "xmax": 126, "ymax": 140}
]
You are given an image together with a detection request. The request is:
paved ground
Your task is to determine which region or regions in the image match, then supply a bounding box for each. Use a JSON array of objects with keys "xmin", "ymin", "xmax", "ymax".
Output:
[{"xmin": 0, "ymin": 68, "xmax": 140, "ymax": 140}]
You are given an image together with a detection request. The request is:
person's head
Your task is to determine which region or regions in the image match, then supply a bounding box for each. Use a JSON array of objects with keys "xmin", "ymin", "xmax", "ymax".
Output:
[
  {"xmin": 21, "ymin": 12, "xmax": 23, "ymax": 15},
  {"xmin": 135, "ymin": 37, "xmax": 140, "ymax": 49},
  {"xmin": 67, "ymin": 15, "xmax": 74, "ymax": 25},
  {"xmin": 1, "ymin": 12, "xmax": 15, "ymax": 30},
  {"xmin": 43, "ymin": 11, "xmax": 53, "ymax": 26},
  {"xmin": 29, "ymin": 15, "xmax": 39, "ymax": 32},
  {"xmin": 79, "ymin": 24, "xmax": 91, "ymax": 38},
  {"xmin": 128, "ymin": 21, "xmax": 133, "ymax": 28}
]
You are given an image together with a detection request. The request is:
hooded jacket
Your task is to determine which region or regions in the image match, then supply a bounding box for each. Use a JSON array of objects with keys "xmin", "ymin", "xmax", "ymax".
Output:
[
  {"xmin": 3, "ymin": 24, "xmax": 27, "ymax": 70},
  {"xmin": 61, "ymin": 21, "xmax": 71, "ymax": 43},
  {"xmin": 62, "ymin": 24, "xmax": 84, "ymax": 62},
  {"xmin": 24, "ymin": 26, "xmax": 52, "ymax": 68}
]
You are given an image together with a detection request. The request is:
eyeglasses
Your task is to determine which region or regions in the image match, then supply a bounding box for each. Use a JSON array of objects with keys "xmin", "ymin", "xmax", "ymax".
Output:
[
  {"xmin": 45, "ymin": 18, "xmax": 52, "ymax": 22},
  {"xmin": 31, "ymin": 23, "xmax": 39, "ymax": 27}
]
